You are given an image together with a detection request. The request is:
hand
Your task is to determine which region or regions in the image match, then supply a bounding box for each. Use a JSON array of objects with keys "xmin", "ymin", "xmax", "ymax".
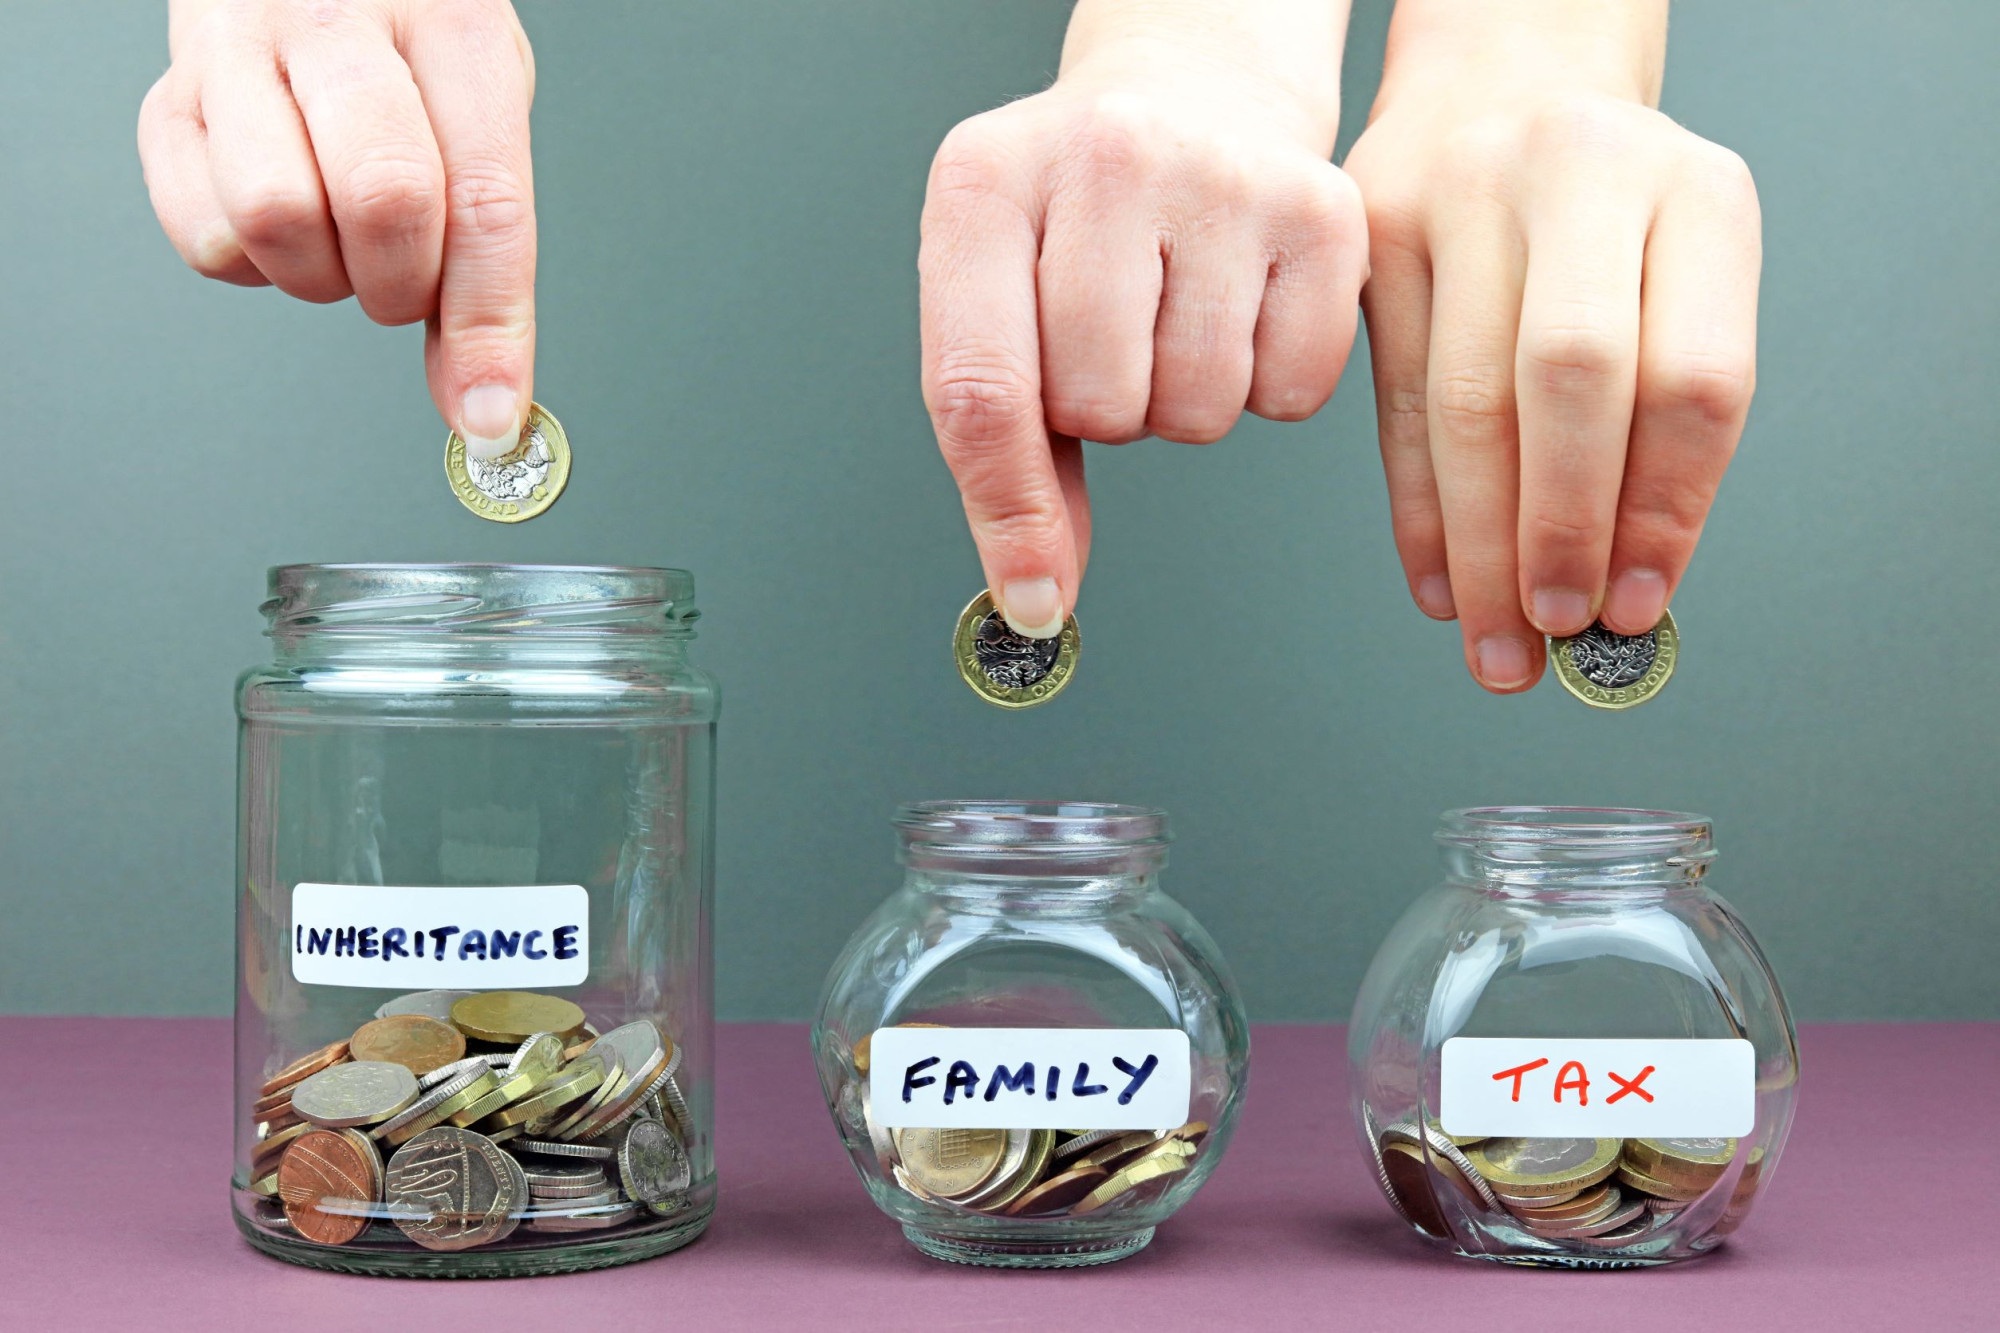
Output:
[
  {"xmin": 919, "ymin": 16, "xmax": 1366, "ymax": 638},
  {"xmin": 1347, "ymin": 47, "xmax": 1760, "ymax": 692},
  {"xmin": 138, "ymin": 0, "xmax": 539, "ymax": 457}
]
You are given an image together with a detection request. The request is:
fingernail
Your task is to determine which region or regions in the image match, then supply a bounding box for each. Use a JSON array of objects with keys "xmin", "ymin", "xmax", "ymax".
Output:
[
  {"xmin": 1475, "ymin": 635, "xmax": 1534, "ymax": 690},
  {"xmin": 459, "ymin": 385, "xmax": 523, "ymax": 460},
  {"xmin": 1530, "ymin": 587, "xmax": 1594, "ymax": 636},
  {"xmin": 1605, "ymin": 569, "xmax": 1669, "ymax": 634},
  {"xmin": 1416, "ymin": 575, "xmax": 1456, "ymax": 620},
  {"xmin": 999, "ymin": 578, "xmax": 1064, "ymax": 639}
]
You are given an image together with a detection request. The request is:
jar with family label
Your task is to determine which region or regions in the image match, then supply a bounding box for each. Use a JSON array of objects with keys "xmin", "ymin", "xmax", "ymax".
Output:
[
  {"xmin": 1348, "ymin": 808, "xmax": 1799, "ymax": 1267},
  {"xmin": 812, "ymin": 802, "xmax": 1249, "ymax": 1267},
  {"xmin": 233, "ymin": 565, "xmax": 717, "ymax": 1276}
]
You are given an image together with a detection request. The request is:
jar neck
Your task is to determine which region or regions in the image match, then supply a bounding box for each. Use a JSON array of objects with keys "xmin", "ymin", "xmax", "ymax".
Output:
[
  {"xmin": 892, "ymin": 801, "xmax": 1171, "ymax": 904},
  {"xmin": 1437, "ymin": 806, "xmax": 1715, "ymax": 900},
  {"xmin": 902, "ymin": 867, "xmax": 1157, "ymax": 916},
  {"xmin": 263, "ymin": 564, "xmax": 696, "ymax": 670}
]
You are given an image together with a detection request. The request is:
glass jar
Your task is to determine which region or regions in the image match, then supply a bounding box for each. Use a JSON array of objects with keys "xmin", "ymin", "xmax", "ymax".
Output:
[
  {"xmin": 1349, "ymin": 807, "xmax": 1798, "ymax": 1268},
  {"xmin": 233, "ymin": 564, "xmax": 718, "ymax": 1277},
  {"xmin": 813, "ymin": 801, "xmax": 1249, "ymax": 1268}
]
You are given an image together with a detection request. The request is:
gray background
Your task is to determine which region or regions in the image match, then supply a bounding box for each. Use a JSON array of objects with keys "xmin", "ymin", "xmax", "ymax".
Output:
[{"xmin": 2, "ymin": 1, "xmax": 1994, "ymax": 1021}]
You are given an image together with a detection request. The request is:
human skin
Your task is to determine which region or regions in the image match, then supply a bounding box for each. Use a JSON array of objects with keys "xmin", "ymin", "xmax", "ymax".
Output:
[{"xmin": 137, "ymin": 0, "xmax": 539, "ymax": 460}]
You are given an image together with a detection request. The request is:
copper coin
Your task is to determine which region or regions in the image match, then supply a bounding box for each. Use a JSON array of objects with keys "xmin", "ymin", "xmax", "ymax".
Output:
[
  {"xmin": 258, "ymin": 1040, "xmax": 349, "ymax": 1097},
  {"xmin": 1379, "ymin": 1141, "xmax": 1451, "ymax": 1236},
  {"xmin": 252, "ymin": 1121, "xmax": 313, "ymax": 1169},
  {"xmin": 350, "ymin": 1014, "xmax": 468, "ymax": 1077},
  {"xmin": 278, "ymin": 1128, "xmax": 381, "ymax": 1245},
  {"xmin": 1002, "ymin": 1164, "xmax": 1109, "ymax": 1216}
]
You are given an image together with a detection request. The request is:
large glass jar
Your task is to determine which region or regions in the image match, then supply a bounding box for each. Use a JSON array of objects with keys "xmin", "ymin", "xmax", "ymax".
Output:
[
  {"xmin": 233, "ymin": 564, "xmax": 718, "ymax": 1277},
  {"xmin": 1349, "ymin": 807, "xmax": 1799, "ymax": 1268},
  {"xmin": 813, "ymin": 801, "xmax": 1249, "ymax": 1268}
]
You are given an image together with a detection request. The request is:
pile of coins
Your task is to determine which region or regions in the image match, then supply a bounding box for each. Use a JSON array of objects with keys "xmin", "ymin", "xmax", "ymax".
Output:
[
  {"xmin": 248, "ymin": 989, "xmax": 693, "ymax": 1250},
  {"xmin": 1372, "ymin": 1124, "xmax": 1762, "ymax": 1251}
]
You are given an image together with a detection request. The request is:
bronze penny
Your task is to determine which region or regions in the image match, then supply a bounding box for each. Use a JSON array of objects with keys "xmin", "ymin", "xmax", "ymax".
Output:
[
  {"xmin": 278, "ymin": 1127, "xmax": 381, "ymax": 1245},
  {"xmin": 1002, "ymin": 1164, "xmax": 1108, "ymax": 1216},
  {"xmin": 350, "ymin": 1014, "xmax": 468, "ymax": 1077},
  {"xmin": 252, "ymin": 1121, "xmax": 313, "ymax": 1169},
  {"xmin": 258, "ymin": 1039, "xmax": 349, "ymax": 1097}
]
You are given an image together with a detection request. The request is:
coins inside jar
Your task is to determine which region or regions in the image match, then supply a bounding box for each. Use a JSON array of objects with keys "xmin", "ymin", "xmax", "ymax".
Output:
[
  {"xmin": 952, "ymin": 589, "xmax": 1080, "ymax": 708},
  {"xmin": 1549, "ymin": 608, "xmax": 1679, "ymax": 709},
  {"xmin": 246, "ymin": 994, "xmax": 696, "ymax": 1252},
  {"xmin": 444, "ymin": 400, "xmax": 572, "ymax": 523},
  {"xmin": 874, "ymin": 1111, "xmax": 1206, "ymax": 1220}
]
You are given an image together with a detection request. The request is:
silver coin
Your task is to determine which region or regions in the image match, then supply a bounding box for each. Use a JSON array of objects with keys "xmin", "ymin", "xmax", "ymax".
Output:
[
  {"xmin": 374, "ymin": 990, "xmax": 476, "ymax": 1023},
  {"xmin": 657, "ymin": 1070, "xmax": 691, "ymax": 1135},
  {"xmin": 370, "ymin": 1062, "xmax": 494, "ymax": 1140},
  {"xmin": 858, "ymin": 1081, "xmax": 899, "ymax": 1172},
  {"xmin": 542, "ymin": 1045, "xmax": 625, "ymax": 1140},
  {"xmin": 1054, "ymin": 1129, "xmax": 1125, "ymax": 1160},
  {"xmin": 525, "ymin": 1202, "xmax": 636, "ymax": 1232},
  {"xmin": 1381, "ymin": 1121, "xmax": 1502, "ymax": 1211},
  {"xmin": 521, "ymin": 1162, "xmax": 608, "ymax": 1191},
  {"xmin": 506, "ymin": 1032, "xmax": 567, "ymax": 1081},
  {"xmin": 566, "ymin": 1023, "xmax": 674, "ymax": 1141},
  {"xmin": 954, "ymin": 1128, "xmax": 1036, "ymax": 1206},
  {"xmin": 291, "ymin": 1061, "xmax": 419, "ymax": 1128},
  {"xmin": 1545, "ymin": 1196, "xmax": 1649, "ymax": 1240},
  {"xmin": 618, "ymin": 1117, "xmax": 691, "ymax": 1204},
  {"xmin": 512, "ymin": 1137, "xmax": 615, "ymax": 1161},
  {"xmin": 385, "ymin": 1126, "xmax": 527, "ymax": 1251},
  {"xmin": 418, "ymin": 1055, "xmax": 492, "ymax": 1090}
]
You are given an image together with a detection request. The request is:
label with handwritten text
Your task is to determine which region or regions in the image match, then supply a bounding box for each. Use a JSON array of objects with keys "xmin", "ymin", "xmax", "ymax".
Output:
[
  {"xmin": 1440, "ymin": 1037, "xmax": 1754, "ymax": 1138},
  {"xmin": 867, "ymin": 1027, "xmax": 1191, "ymax": 1131},
  {"xmin": 290, "ymin": 884, "xmax": 589, "ymax": 989}
]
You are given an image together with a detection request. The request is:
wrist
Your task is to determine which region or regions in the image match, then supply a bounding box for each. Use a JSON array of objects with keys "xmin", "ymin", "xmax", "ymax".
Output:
[
  {"xmin": 1057, "ymin": 0, "xmax": 1351, "ymax": 154},
  {"xmin": 1372, "ymin": 0, "xmax": 1667, "ymax": 117}
]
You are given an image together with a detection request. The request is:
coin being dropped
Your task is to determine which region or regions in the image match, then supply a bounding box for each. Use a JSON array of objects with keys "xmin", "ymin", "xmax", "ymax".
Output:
[
  {"xmin": 444, "ymin": 401, "xmax": 572, "ymax": 523},
  {"xmin": 290, "ymin": 1060, "xmax": 420, "ymax": 1128},
  {"xmin": 1549, "ymin": 608, "xmax": 1679, "ymax": 710},
  {"xmin": 953, "ymin": 589, "xmax": 1080, "ymax": 709}
]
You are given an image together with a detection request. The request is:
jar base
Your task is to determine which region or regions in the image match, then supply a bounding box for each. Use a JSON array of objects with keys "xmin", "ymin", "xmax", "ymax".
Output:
[
  {"xmin": 902, "ymin": 1224, "xmax": 1154, "ymax": 1268},
  {"xmin": 1457, "ymin": 1241, "xmax": 1721, "ymax": 1271},
  {"xmin": 235, "ymin": 1202, "xmax": 713, "ymax": 1278}
]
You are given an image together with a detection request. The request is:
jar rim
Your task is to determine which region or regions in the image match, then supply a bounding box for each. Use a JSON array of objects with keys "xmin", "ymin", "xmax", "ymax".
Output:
[
  {"xmin": 263, "ymin": 563, "xmax": 696, "ymax": 635},
  {"xmin": 1437, "ymin": 806, "xmax": 1715, "ymax": 882},
  {"xmin": 895, "ymin": 801, "xmax": 1170, "ymax": 876}
]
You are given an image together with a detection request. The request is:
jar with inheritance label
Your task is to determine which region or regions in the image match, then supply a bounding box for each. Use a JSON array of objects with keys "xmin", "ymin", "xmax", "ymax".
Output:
[
  {"xmin": 1349, "ymin": 807, "xmax": 1799, "ymax": 1267},
  {"xmin": 813, "ymin": 802, "xmax": 1250, "ymax": 1267},
  {"xmin": 233, "ymin": 564, "xmax": 717, "ymax": 1276}
]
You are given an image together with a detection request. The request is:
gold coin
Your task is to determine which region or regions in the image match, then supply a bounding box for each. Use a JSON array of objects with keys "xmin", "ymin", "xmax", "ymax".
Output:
[
  {"xmin": 448, "ymin": 1057, "xmax": 561, "ymax": 1127},
  {"xmin": 483, "ymin": 1055, "xmax": 606, "ymax": 1130},
  {"xmin": 1068, "ymin": 1139, "xmax": 1192, "ymax": 1216},
  {"xmin": 251, "ymin": 1121, "xmax": 313, "ymax": 1169},
  {"xmin": 1550, "ymin": 608, "xmax": 1679, "ymax": 709},
  {"xmin": 952, "ymin": 589, "xmax": 1079, "ymax": 709},
  {"xmin": 349, "ymin": 1014, "xmax": 468, "ymax": 1077},
  {"xmin": 965, "ymin": 1129, "xmax": 1056, "ymax": 1213},
  {"xmin": 1068, "ymin": 1129, "xmax": 1164, "ymax": 1173},
  {"xmin": 375, "ymin": 1070, "xmax": 500, "ymax": 1146},
  {"xmin": 444, "ymin": 400, "xmax": 572, "ymax": 523},
  {"xmin": 1463, "ymin": 1137, "xmax": 1622, "ymax": 1198},
  {"xmin": 450, "ymin": 992, "xmax": 587, "ymax": 1045},
  {"xmin": 1624, "ymin": 1136, "xmax": 1736, "ymax": 1187},
  {"xmin": 1002, "ymin": 1163, "xmax": 1108, "ymax": 1216},
  {"xmin": 1613, "ymin": 1161, "xmax": 1713, "ymax": 1203},
  {"xmin": 894, "ymin": 1126, "xmax": 1008, "ymax": 1198}
]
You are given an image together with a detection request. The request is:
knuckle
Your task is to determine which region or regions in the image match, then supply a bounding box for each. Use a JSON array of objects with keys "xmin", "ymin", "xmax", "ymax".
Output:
[
  {"xmin": 1522, "ymin": 93, "xmax": 1635, "ymax": 159},
  {"xmin": 1058, "ymin": 92, "xmax": 1158, "ymax": 187},
  {"xmin": 928, "ymin": 117, "xmax": 1015, "ymax": 207},
  {"xmin": 969, "ymin": 500, "xmax": 1065, "ymax": 553},
  {"xmin": 1689, "ymin": 141, "xmax": 1760, "ymax": 212},
  {"xmin": 186, "ymin": 221, "xmax": 249, "ymax": 278},
  {"xmin": 928, "ymin": 356, "xmax": 1039, "ymax": 452},
  {"xmin": 227, "ymin": 183, "xmax": 323, "ymax": 248},
  {"xmin": 1148, "ymin": 406, "xmax": 1237, "ymax": 445},
  {"xmin": 1645, "ymin": 352, "xmax": 1755, "ymax": 426},
  {"xmin": 1434, "ymin": 115, "xmax": 1522, "ymax": 190},
  {"xmin": 1524, "ymin": 508, "xmax": 1602, "ymax": 550},
  {"xmin": 1430, "ymin": 369, "xmax": 1515, "ymax": 446},
  {"xmin": 1044, "ymin": 395, "xmax": 1145, "ymax": 444},
  {"xmin": 1522, "ymin": 323, "xmax": 1629, "ymax": 387},
  {"xmin": 445, "ymin": 167, "xmax": 532, "ymax": 241},
  {"xmin": 337, "ymin": 157, "xmax": 443, "ymax": 240}
]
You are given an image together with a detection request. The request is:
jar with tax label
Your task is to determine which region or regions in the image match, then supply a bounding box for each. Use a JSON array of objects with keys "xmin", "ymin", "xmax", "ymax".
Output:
[
  {"xmin": 232, "ymin": 564, "xmax": 717, "ymax": 1276},
  {"xmin": 1349, "ymin": 807, "xmax": 1799, "ymax": 1267},
  {"xmin": 812, "ymin": 801, "xmax": 1250, "ymax": 1268}
]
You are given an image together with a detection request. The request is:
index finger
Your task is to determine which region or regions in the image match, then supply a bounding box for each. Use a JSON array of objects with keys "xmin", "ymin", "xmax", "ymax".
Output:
[
  {"xmin": 919, "ymin": 124, "xmax": 1080, "ymax": 639},
  {"xmin": 404, "ymin": 8, "xmax": 537, "ymax": 458}
]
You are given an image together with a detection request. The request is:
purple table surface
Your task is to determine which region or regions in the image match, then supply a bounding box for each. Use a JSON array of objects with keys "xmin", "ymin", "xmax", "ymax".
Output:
[{"xmin": 5, "ymin": 1020, "xmax": 1995, "ymax": 1332}]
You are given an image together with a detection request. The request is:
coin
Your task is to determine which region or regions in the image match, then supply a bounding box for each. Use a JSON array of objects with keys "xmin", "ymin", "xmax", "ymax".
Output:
[
  {"xmin": 513, "ymin": 1137, "xmax": 615, "ymax": 1161},
  {"xmin": 566, "ymin": 1022, "xmax": 675, "ymax": 1140},
  {"xmin": 385, "ymin": 1126, "xmax": 527, "ymax": 1251},
  {"xmin": 859, "ymin": 1082, "xmax": 899, "ymax": 1173},
  {"xmin": 895, "ymin": 1126, "xmax": 1009, "ymax": 1198},
  {"xmin": 277, "ymin": 1127, "xmax": 381, "ymax": 1246},
  {"xmin": 1378, "ymin": 1142, "xmax": 1451, "ymax": 1236},
  {"xmin": 1614, "ymin": 1160, "xmax": 1715, "ymax": 1203},
  {"xmin": 349, "ymin": 1014, "xmax": 468, "ymax": 1077},
  {"xmin": 962, "ymin": 1129, "xmax": 1054, "ymax": 1212},
  {"xmin": 523, "ymin": 1163, "xmax": 609, "ymax": 1197},
  {"xmin": 419, "ymin": 1055, "xmax": 497, "ymax": 1090},
  {"xmin": 258, "ymin": 1039, "xmax": 349, "ymax": 1097},
  {"xmin": 486, "ymin": 1054, "xmax": 607, "ymax": 1131},
  {"xmin": 1464, "ymin": 1138, "xmax": 1622, "ymax": 1199},
  {"xmin": 525, "ymin": 1202, "xmax": 637, "ymax": 1232},
  {"xmin": 448, "ymin": 1055, "xmax": 562, "ymax": 1128},
  {"xmin": 374, "ymin": 990, "xmax": 476, "ymax": 1023},
  {"xmin": 1549, "ymin": 608, "xmax": 1679, "ymax": 710},
  {"xmin": 618, "ymin": 1117, "xmax": 693, "ymax": 1204},
  {"xmin": 1624, "ymin": 1136, "xmax": 1736, "ymax": 1188},
  {"xmin": 249, "ymin": 1172, "xmax": 281, "ymax": 1198},
  {"xmin": 1381, "ymin": 1122, "xmax": 1501, "ymax": 1211},
  {"xmin": 1002, "ymin": 1163, "xmax": 1109, "ymax": 1216},
  {"xmin": 290, "ymin": 1060, "xmax": 420, "ymax": 1128},
  {"xmin": 952, "ymin": 589, "xmax": 1080, "ymax": 709},
  {"xmin": 505, "ymin": 1032, "xmax": 568, "ymax": 1083},
  {"xmin": 450, "ymin": 992, "xmax": 587, "ymax": 1045},
  {"xmin": 1068, "ymin": 1129, "xmax": 1164, "ymax": 1173},
  {"xmin": 1546, "ymin": 1194, "xmax": 1649, "ymax": 1239},
  {"xmin": 252, "ymin": 1121, "xmax": 314, "ymax": 1169},
  {"xmin": 1053, "ymin": 1128, "xmax": 1126, "ymax": 1160},
  {"xmin": 372, "ymin": 1064, "xmax": 499, "ymax": 1145},
  {"xmin": 1069, "ymin": 1139, "xmax": 1192, "ymax": 1216},
  {"xmin": 444, "ymin": 400, "xmax": 572, "ymax": 523},
  {"xmin": 539, "ymin": 1048, "xmax": 624, "ymax": 1138},
  {"xmin": 1508, "ymin": 1182, "xmax": 1615, "ymax": 1222}
]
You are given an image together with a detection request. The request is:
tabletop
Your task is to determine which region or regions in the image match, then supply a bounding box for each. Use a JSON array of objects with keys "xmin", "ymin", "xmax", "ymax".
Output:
[{"xmin": 4, "ymin": 1019, "xmax": 1993, "ymax": 1332}]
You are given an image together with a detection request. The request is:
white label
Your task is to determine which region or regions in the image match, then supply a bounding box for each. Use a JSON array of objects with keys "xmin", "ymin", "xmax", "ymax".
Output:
[
  {"xmin": 289, "ymin": 884, "xmax": 590, "ymax": 989},
  {"xmin": 1440, "ymin": 1037, "xmax": 1755, "ymax": 1138},
  {"xmin": 867, "ymin": 1027, "xmax": 1191, "ymax": 1131}
]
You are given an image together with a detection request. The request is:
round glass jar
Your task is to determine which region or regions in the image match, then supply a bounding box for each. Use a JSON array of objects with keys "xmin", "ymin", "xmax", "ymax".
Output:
[
  {"xmin": 813, "ymin": 801, "xmax": 1249, "ymax": 1268},
  {"xmin": 1348, "ymin": 807, "xmax": 1798, "ymax": 1268},
  {"xmin": 232, "ymin": 564, "xmax": 718, "ymax": 1277}
]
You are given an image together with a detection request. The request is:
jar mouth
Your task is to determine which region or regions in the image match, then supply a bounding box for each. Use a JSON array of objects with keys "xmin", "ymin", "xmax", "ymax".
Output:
[
  {"xmin": 1437, "ymin": 806, "xmax": 1714, "ymax": 887},
  {"xmin": 895, "ymin": 801, "xmax": 1170, "ymax": 877},
  {"xmin": 263, "ymin": 563, "xmax": 696, "ymax": 635}
]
